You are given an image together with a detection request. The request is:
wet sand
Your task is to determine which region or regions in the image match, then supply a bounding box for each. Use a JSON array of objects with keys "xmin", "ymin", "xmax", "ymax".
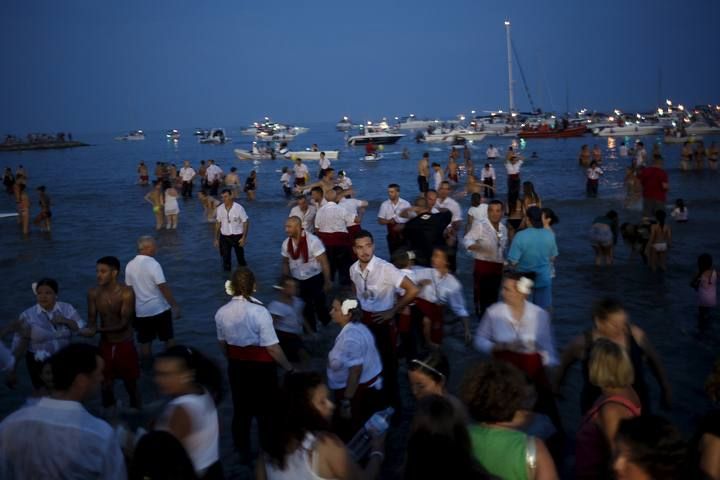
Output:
[{"xmin": 0, "ymin": 125, "xmax": 719, "ymax": 478}]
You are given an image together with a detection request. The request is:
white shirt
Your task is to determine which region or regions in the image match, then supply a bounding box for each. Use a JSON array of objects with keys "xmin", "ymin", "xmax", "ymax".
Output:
[
  {"xmin": 205, "ymin": 164, "xmax": 223, "ymax": 182},
  {"xmin": 11, "ymin": 302, "xmax": 84, "ymax": 360},
  {"xmin": 339, "ymin": 198, "xmax": 365, "ymax": 226},
  {"xmin": 505, "ymin": 160, "xmax": 523, "ymax": 175},
  {"xmin": 378, "ymin": 198, "xmax": 411, "ymax": 225},
  {"xmin": 463, "ymin": 219, "xmax": 508, "ymax": 263},
  {"xmin": 671, "ymin": 207, "xmax": 688, "ymax": 222},
  {"xmin": 158, "ymin": 391, "xmax": 219, "ymax": 474},
  {"xmin": 289, "ymin": 205, "xmax": 317, "ymax": 233},
  {"xmin": 179, "ymin": 167, "xmax": 196, "ymax": 182},
  {"xmin": 318, "ymin": 156, "xmax": 331, "ymax": 169},
  {"xmin": 125, "ymin": 255, "xmax": 171, "ymax": 317},
  {"xmin": 468, "ymin": 204, "xmax": 488, "ymax": 223},
  {"xmin": 215, "ymin": 202, "xmax": 248, "ymax": 236},
  {"xmin": 293, "ymin": 163, "xmax": 309, "ymax": 179},
  {"xmin": 281, "ymin": 232, "xmax": 326, "ymax": 280},
  {"xmin": 432, "ymin": 170, "xmax": 443, "ymax": 190},
  {"xmin": 338, "ymin": 176, "xmax": 352, "ymax": 190},
  {"xmin": 436, "ymin": 196, "xmax": 462, "ymax": 223},
  {"xmin": 350, "ymin": 256, "xmax": 406, "ymax": 313},
  {"xmin": 268, "ymin": 298, "xmax": 305, "ymax": 335},
  {"xmin": 486, "ymin": 147, "xmax": 499, "ymax": 159},
  {"xmin": 414, "ymin": 268, "xmax": 469, "ymax": 317},
  {"xmin": 619, "ymin": 145, "xmax": 629, "ymax": 157},
  {"xmin": 0, "ymin": 397, "xmax": 126, "ymax": 480},
  {"xmin": 327, "ymin": 322, "xmax": 383, "ymax": 390},
  {"xmin": 280, "ymin": 172, "xmax": 292, "ymax": 188},
  {"xmin": 481, "ymin": 166, "xmax": 496, "ymax": 180},
  {"xmin": 474, "ymin": 300, "xmax": 558, "ymax": 367},
  {"xmin": 635, "ymin": 148, "xmax": 647, "ymax": 167},
  {"xmin": 587, "ymin": 166, "xmax": 604, "ymax": 180},
  {"xmin": 315, "ymin": 202, "xmax": 354, "ymax": 233},
  {"xmin": 215, "ymin": 296, "xmax": 279, "ymax": 347}
]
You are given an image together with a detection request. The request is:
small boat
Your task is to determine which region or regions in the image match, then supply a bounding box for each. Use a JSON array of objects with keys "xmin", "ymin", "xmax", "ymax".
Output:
[
  {"xmin": 348, "ymin": 127, "xmax": 405, "ymax": 146},
  {"xmin": 518, "ymin": 125, "xmax": 587, "ymax": 139},
  {"xmin": 422, "ymin": 129, "xmax": 487, "ymax": 143},
  {"xmin": 166, "ymin": 129, "xmax": 180, "ymax": 141},
  {"xmin": 594, "ymin": 124, "xmax": 663, "ymax": 137},
  {"xmin": 284, "ymin": 150, "xmax": 340, "ymax": 161},
  {"xmin": 362, "ymin": 153, "xmax": 383, "ymax": 161},
  {"xmin": 199, "ymin": 128, "xmax": 231, "ymax": 144},
  {"xmin": 336, "ymin": 116, "xmax": 353, "ymax": 131},
  {"xmin": 256, "ymin": 131, "xmax": 296, "ymax": 142},
  {"xmin": 234, "ymin": 142, "xmax": 278, "ymax": 160},
  {"xmin": 115, "ymin": 130, "xmax": 145, "ymax": 141}
]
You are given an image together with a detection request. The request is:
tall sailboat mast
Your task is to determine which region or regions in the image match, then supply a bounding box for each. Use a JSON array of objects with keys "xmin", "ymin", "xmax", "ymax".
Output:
[{"xmin": 504, "ymin": 19, "xmax": 515, "ymax": 113}]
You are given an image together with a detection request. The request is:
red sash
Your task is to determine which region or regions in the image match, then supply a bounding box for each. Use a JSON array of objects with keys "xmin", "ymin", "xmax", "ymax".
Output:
[
  {"xmin": 317, "ymin": 231, "xmax": 350, "ymax": 247},
  {"xmin": 415, "ymin": 298, "xmax": 444, "ymax": 343},
  {"xmin": 473, "ymin": 259, "xmax": 504, "ymax": 275},
  {"xmin": 227, "ymin": 345, "xmax": 274, "ymax": 363},
  {"xmin": 493, "ymin": 350, "xmax": 549, "ymax": 387},
  {"xmin": 287, "ymin": 233, "xmax": 309, "ymax": 263}
]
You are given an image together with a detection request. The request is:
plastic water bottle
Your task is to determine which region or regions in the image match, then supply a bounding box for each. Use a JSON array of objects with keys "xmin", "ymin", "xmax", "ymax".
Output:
[{"xmin": 347, "ymin": 407, "xmax": 394, "ymax": 461}]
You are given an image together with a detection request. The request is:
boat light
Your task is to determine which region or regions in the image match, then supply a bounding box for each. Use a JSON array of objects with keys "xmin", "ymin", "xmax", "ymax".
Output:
[
  {"xmin": 678, "ymin": 105, "xmax": 684, "ymax": 111},
  {"xmin": 504, "ymin": 20, "xmax": 510, "ymax": 26},
  {"xmin": 471, "ymin": 110, "xmax": 476, "ymax": 115},
  {"xmin": 657, "ymin": 108, "xmax": 663, "ymax": 115},
  {"xmin": 666, "ymin": 99, "xmax": 672, "ymax": 106},
  {"xmin": 608, "ymin": 117, "xmax": 615, "ymax": 122}
]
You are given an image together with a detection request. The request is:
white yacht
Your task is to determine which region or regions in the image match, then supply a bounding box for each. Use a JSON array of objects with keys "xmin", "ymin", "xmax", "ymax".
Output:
[
  {"xmin": 395, "ymin": 115, "xmax": 441, "ymax": 131},
  {"xmin": 347, "ymin": 126, "xmax": 405, "ymax": 145},
  {"xmin": 199, "ymin": 128, "xmax": 231, "ymax": 144},
  {"xmin": 115, "ymin": 130, "xmax": 145, "ymax": 141},
  {"xmin": 594, "ymin": 124, "xmax": 663, "ymax": 137},
  {"xmin": 685, "ymin": 121, "xmax": 720, "ymax": 135},
  {"xmin": 336, "ymin": 116, "xmax": 353, "ymax": 132}
]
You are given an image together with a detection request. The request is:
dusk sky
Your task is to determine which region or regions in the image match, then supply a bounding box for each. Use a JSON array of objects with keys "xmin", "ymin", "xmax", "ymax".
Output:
[{"xmin": 2, "ymin": 0, "xmax": 719, "ymax": 133}]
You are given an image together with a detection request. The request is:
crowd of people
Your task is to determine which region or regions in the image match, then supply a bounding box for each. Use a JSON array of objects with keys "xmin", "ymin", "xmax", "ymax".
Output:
[{"xmin": 1, "ymin": 139, "xmax": 719, "ymax": 480}]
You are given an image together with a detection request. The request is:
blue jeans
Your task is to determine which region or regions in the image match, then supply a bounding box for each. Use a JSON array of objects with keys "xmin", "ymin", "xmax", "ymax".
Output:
[{"xmin": 532, "ymin": 285, "xmax": 552, "ymax": 309}]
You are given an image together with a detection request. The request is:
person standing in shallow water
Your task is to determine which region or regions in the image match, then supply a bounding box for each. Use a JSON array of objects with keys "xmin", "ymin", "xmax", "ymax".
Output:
[
  {"xmin": 144, "ymin": 180, "xmax": 164, "ymax": 231},
  {"xmin": 417, "ymin": 152, "xmax": 430, "ymax": 193},
  {"xmin": 214, "ymin": 189, "xmax": 249, "ymax": 271},
  {"xmin": 137, "ymin": 161, "xmax": 149, "ymax": 185},
  {"xmin": 33, "ymin": 185, "xmax": 52, "ymax": 232}
]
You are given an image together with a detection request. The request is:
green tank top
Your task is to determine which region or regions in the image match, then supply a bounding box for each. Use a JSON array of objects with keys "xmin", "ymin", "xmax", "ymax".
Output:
[{"xmin": 468, "ymin": 424, "xmax": 529, "ymax": 480}]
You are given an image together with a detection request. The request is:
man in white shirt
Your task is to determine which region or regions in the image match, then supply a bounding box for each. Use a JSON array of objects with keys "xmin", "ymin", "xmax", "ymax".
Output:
[
  {"xmin": 436, "ymin": 181, "xmax": 463, "ymax": 272},
  {"xmin": 315, "ymin": 189, "xmax": 356, "ymax": 285},
  {"xmin": 486, "ymin": 144, "xmax": 499, "ymax": 161},
  {"xmin": 288, "ymin": 194, "xmax": 317, "ymax": 233},
  {"xmin": 505, "ymin": 147, "xmax": 523, "ymax": 206},
  {"xmin": 281, "ymin": 217, "xmax": 332, "ymax": 331},
  {"xmin": 336, "ymin": 187, "xmax": 368, "ymax": 239},
  {"xmin": 293, "ymin": 158, "xmax": 309, "ymax": 187},
  {"xmin": 214, "ymin": 189, "xmax": 249, "ymax": 271},
  {"xmin": 205, "ymin": 159, "xmax": 224, "ymax": 196},
  {"xmin": 179, "ymin": 160, "xmax": 196, "ymax": 198},
  {"xmin": 481, "ymin": 163, "xmax": 496, "ymax": 198},
  {"xmin": 377, "ymin": 183, "xmax": 411, "ymax": 255},
  {"xmin": 309, "ymin": 186, "xmax": 327, "ymax": 211},
  {"xmin": 126, "ymin": 236, "xmax": 180, "ymax": 359},
  {"xmin": 463, "ymin": 200, "xmax": 508, "ymax": 317},
  {"xmin": 318, "ymin": 151, "xmax": 331, "ymax": 179},
  {"xmin": 350, "ymin": 230, "xmax": 419, "ymax": 407},
  {"xmin": 0, "ymin": 344, "xmax": 126, "ymax": 480}
]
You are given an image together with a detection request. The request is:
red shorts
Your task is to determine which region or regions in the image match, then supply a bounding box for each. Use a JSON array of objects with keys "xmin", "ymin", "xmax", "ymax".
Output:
[
  {"xmin": 415, "ymin": 298, "xmax": 444, "ymax": 344},
  {"xmin": 100, "ymin": 338, "xmax": 140, "ymax": 382}
]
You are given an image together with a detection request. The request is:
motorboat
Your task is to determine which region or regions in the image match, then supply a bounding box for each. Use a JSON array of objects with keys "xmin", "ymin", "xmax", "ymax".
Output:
[
  {"xmin": 199, "ymin": 128, "xmax": 231, "ymax": 144},
  {"xmin": 685, "ymin": 121, "xmax": 720, "ymax": 136},
  {"xmin": 422, "ymin": 129, "xmax": 487, "ymax": 144},
  {"xmin": 115, "ymin": 130, "xmax": 145, "ymax": 141},
  {"xmin": 284, "ymin": 150, "xmax": 340, "ymax": 161},
  {"xmin": 361, "ymin": 153, "xmax": 383, "ymax": 161},
  {"xmin": 347, "ymin": 126, "xmax": 405, "ymax": 145},
  {"xmin": 519, "ymin": 125, "xmax": 587, "ymax": 139},
  {"xmin": 336, "ymin": 116, "xmax": 353, "ymax": 131},
  {"xmin": 256, "ymin": 131, "xmax": 296, "ymax": 142},
  {"xmin": 594, "ymin": 124, "xmax": 663, "ymax": 137},
  {"xmin": 242, "ymin": 119, "xmax": 308, "ymax": 137},
  {"xmin": 395, "ymin": 115, "xmax": 441, "ymax": 131},
  {"xmin": 166, "ymin": 129, "xmax": 180, "ymax": 141},
  {"xmin": 234, "ymin": 143, "xmax": 278, "ymax": 160}
]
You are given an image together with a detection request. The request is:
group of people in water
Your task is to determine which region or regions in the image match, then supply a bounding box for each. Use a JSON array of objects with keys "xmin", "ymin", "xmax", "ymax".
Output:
[
  {"xmin": 0, "ymin": 136, "xmax": 718, "ymax": 480},
  {"xmin": 3, "ymin": 164, "xmax": 52, "ymax": 235}
]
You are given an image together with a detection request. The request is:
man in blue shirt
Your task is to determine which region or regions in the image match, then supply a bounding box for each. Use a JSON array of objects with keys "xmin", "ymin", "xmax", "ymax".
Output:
[{"xmin": 507, "ymin": 207, "xmax": 558, "ymax": 309}]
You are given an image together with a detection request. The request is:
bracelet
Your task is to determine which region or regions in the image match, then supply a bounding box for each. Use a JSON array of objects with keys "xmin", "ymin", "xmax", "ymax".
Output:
[{"xmin": 369, "ymin": 451, "xmax": 384, "ymax": 461}]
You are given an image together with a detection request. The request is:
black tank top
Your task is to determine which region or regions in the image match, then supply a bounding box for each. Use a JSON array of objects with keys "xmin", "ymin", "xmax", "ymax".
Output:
[{"xmin": 580, "ymin": 327, "xmax": 650, "ymax": 414}]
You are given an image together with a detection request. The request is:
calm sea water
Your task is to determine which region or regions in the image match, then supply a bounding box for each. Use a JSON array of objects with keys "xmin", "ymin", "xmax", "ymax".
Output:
[{"xmin": 1, "ymin": 124, "xmax": 719, "ymax": 477}]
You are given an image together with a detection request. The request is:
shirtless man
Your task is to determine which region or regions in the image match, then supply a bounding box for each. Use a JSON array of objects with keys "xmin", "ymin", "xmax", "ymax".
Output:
[
  {"xmin": 224, "ymin": 166, "xmax": 242, "ymax": 195},
  {"xmin": 302, "ymin": 168, "xmax": 337, "ymax": 195},
  {"xmin": 446, "ymin": 156, "xmax": 459, "ymax": 184},
  {"xmin": 144, "ymin": 180, "xmax": 165, "ymax": 230},
  {"xmin": 81, "ymin": 256, "xmax": 140, "ymax": 410},
  {"xmin": 591, "ymin": 145, "xmax": 603, "ymax": 165},
  {"xmin": 34, "ymin": 185, "xmax": 51, "ymax": 232},
  {"xmin": 417, "ymin": 152, "xmax": 430, "ymax": 193},
  {"xmin": 137, "ymin": 161, "xmax": 149, "ymax": 185},
  {"xmin": 578, "ymin": 145, "xmax": 591, "ymax": 167},
  {"xmin": 463, "ymin": 145, "xmax": 474, "ymax": 176}
]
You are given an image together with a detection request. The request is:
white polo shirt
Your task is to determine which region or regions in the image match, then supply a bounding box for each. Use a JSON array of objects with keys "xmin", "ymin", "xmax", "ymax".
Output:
[
  {"xmin": 435, "ymin": 196, "xmax": 462, "ymax": 223},
  {"xmin": 293, "ymin": 163, "xmax": 309, "ymax": 179},
  {"xmin": 505, "ymin": 160, "xmax": 523, "ymax": 175},
  {"xmin": 281, "ymin": 232, "xmax": 326, "ymax": 280},
  {"xmin": 215, "ymin": 202, "xmax": 248, "ymax": 236},
  {"xmin": 413, "ymin": 268, "xmax": 469, "ymax": 317},
  {"xmin": 315, "ymin": 202, "xmax": 354, "ymax": 233},
  {"xmin": 463, "ymin": 219, "xmax": 508, "ymax": 263},
  {"xmin": 350, "ymin": 255, "xmax": 406, "ymax": 313},
  {"xmin": 468, "ymin": 204, "xmax": 488, "ymax": 223},
  {"xmin": 378, "ymin": 198, "xmax": 411, "ymax": 224},
  {"xmin": 339, "ymin": 198, "xmax": 365, "ymax": 227},
  {"xmin": 318, "ymin": 156, "xmax": 331, "ymax": 170},
  {"xmin": 327, "ymin": 322, "xmax": 383, "ymax": 390},
  {"xmin": 481, "ymin": 166, "xmax": 496, "ymax": 180},
  {"xmin": 486, "ymin": 146, "xmax": 499, "ymax": 159},
  {"xmin": 289, "ymin": 205, "xmax": 317, "ymax": 233},
  {"xmin": 214, "ymin": 296, "xmax": 279, "ymax": 347},
  {"xmin": 179, "ymin": 167, "xmax": 196, "ymax": 182},
  {"xmin": 206, "ymin": 164, "xmax": 223, "ymax": 182},
  {"xmin": 125, "ymin": 254, "xmax": 171, "ymax": 317},
  {"xmin": 587, "ymin": 166, "xmax": 604, "ymax": 180}
]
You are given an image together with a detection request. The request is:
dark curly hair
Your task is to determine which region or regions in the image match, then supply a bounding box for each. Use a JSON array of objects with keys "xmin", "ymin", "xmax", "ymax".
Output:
[
  {"xmin": 460, "ymin": 360, "xmax": 526, "ymax": 423},
  {"xmin": 615, "ymin": 415, "xmax": 687, "ymax": 480}
]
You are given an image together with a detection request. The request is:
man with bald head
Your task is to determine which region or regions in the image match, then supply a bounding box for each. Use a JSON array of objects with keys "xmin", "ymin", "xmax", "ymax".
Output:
[
  {"xmin": 281, "ymin": 216, "xmax": 332, "ymax": 331},
  {"xmin": 125, "ymin": 236, "xmax": 180, "ymax": 359},
  {"xmin": 314, "ymin": 189, "xmax": 356, "ymax": 285}
]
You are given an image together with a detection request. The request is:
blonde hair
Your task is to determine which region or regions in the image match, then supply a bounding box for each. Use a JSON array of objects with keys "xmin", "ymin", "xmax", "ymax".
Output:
[{"xmin": 588, "ymin": 338, "xmax": 634, "ymax": 389}]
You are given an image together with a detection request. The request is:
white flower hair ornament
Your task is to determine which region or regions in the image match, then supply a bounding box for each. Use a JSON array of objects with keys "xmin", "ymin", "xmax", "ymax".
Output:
[
  {"xmin": 516, "ymin": 276, "xmax": 534, "ymax": 295},
  {"xmin": 341, "ymin": 299, "xmax": 358, "ymax": 316},
  {"xmin": 225, "ymin": 281, "xmax": 235, "ymax": 296},
  {"xmin": 31, "ymin": 282, "xmax": 38, "ymax": 295}
]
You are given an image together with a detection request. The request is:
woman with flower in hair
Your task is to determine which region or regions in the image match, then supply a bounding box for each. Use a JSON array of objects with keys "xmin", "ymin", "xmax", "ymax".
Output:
[
  {"xmin": 214, "ymin": 267, "xmax": 294, "ymax": 462},
  {"xmin": 327, "ymin": 293, "xmax": 387, "ymax": 439},
  {"xmin": 5, "ymin": 278, "xmax": 84, "ymax": 391}
]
